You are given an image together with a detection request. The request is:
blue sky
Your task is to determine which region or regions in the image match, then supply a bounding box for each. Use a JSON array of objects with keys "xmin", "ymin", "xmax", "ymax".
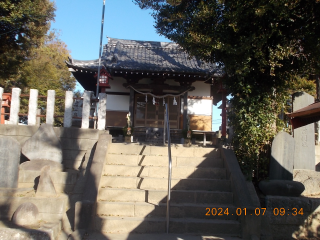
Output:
[
  {"xmin": 50, "ymin": 0, "xmax": 169, "ymax": 60},
  {"xmin": 50, "ymin": 0, "xmax": 222, "ymax": 130}
]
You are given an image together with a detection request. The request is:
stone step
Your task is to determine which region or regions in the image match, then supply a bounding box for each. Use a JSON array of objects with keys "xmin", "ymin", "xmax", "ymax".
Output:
[
  {"xmin": 96, "ymin": 201, "xmax": 239, "ymax": 221},
  {"xmin": 94, "ymin": 216, "xmax": 241, "ymax": 234},
  {"xmin": 98, "ymin": 188, "xmax": 233, "ymax": 205},
  {"xmin": 108, "ymin": 143, "xmax": 220, "ymax": 158},
  {"xmin": 104, "ymin": 165, "xmax": 226, "ymax": 179},
  {"xmin": 106, "ymin": 154, "xmax": 224, "ymax": 168},
  {"xmin": 100, "ymin": 176, "xmax": 231, "ymax": 191},
  {"xmin": 79, "ymin": 232, "xmax": 243, "ymax": 240}
]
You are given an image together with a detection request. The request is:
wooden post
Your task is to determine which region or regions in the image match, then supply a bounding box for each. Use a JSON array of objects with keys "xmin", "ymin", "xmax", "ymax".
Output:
[
  {"xmin": 46, "ymin": 90, "xmax": 55, "ymax": 125},
  {"xmin": 82, "ymin": 91, "xmax": 92, "ymax": 129},
  {"xmin": 64, "ymin": 91, "xmax": 74, "ymax": 128},
  {"xmin": 28, "ymin": 89, "xmax": 38, "ymax": 126},
  {"xmin": 97, "ymin": 93, "xmax": 107, "ymax": 130},
  {"xmin": 36, "ymin": 109, "xmax": 41, "ymax": 126},
  {"xmin": 9, "ymin": 88, "xmax": 21, "ymax": 125},
  {"xmin": 183, "ymin": 92, "xmax": 188, "ymax": 130}
]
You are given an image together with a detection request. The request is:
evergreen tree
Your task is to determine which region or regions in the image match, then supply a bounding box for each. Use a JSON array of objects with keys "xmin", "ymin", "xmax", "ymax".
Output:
[
  {"xmin": 134, "ymin": 0, "xmax": 320, "ymax": 181},
  {"xmin": 0, "ymin": 0, "xmax": 55, "ymax": 87},
  {"xmin": 18, "ymin": 31, "xmax": 77, "ymax": 126}
]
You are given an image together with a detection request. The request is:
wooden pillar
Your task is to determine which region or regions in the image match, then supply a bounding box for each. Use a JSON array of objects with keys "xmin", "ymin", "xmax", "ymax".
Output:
[
  {"xmin": 129, "ymin": 88, "xmax": 134, "ymax": 126},
  {"xmin": 36, "ymin": 109, "xmax": 41, "ymax": 126},
  {"xmin": 221, "ymin": 90, "xmax": 227, "ymax": 137},
  {"xmin": 183, "ymin": 92, "xmax": 188, "ymax": 130}
]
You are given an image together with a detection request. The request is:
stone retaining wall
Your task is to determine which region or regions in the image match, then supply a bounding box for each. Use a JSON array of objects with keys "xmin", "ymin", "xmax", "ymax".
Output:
[
  {"xmin": 0, "ymin": 124, "xmax": 108, "ymax": 231},
  {"xmin": 261, "ymin": 196, "xmax": 320, "ymax": 240}
]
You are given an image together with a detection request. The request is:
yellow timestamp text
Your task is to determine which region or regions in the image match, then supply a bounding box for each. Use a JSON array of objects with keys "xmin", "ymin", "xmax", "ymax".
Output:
[{"xmin": 205, "ymin": 207, "xmax": 304, "ymax": 216}]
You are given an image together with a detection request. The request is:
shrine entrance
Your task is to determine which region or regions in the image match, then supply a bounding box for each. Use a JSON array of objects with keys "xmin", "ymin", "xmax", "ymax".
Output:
[{"xmin": 134, "ymin": 94, "xmax": 180, "ymax": 129}]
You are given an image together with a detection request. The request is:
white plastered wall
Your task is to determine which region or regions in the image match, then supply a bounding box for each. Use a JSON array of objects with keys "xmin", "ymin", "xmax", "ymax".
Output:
[
  {"xmin": 106, "ymin": 95, "xmax": 130, "ymax": 111},
  {"xmin": 188, "ymin": 81, "xmax": 212, "ymax": 116},
  {"xmin": 105, "ymin": 77, "xmax": 129, "ymax": 111},
  {"xmin": 187, "ymin": 99, "xmax": 212, "ymax": 116},
  {"xmin": 105, "ymin": 77, "xmax": 129, "ymax": 93},
  {"xmin": 189, "ymin": 81, "xmax": 211, "ymax": 97}
]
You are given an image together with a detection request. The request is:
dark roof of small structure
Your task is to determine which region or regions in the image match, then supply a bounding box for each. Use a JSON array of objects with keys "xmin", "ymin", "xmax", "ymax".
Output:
[
  {"xmin": 66, "ymin": 37, "xmax": 223, "ymax": 76},
  {"xmin": 286, "ymin": 101, "xmax": 320, "ymax": 129}
]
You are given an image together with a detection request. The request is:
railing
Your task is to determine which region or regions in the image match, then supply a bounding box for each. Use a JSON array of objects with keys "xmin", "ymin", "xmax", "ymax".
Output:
[
  {"xmin": 164, "ymin": 103, "xmax": 172, "ymax": 234},
  {"xmin": 0, "ymin": 87, "xmax": 107, "ymax": 130}
]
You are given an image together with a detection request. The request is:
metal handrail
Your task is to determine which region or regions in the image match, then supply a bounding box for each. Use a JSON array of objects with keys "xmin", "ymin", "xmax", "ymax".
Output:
[{"xmin": 165, "ymin": 103, "xmax": 172, "ymax": 234}]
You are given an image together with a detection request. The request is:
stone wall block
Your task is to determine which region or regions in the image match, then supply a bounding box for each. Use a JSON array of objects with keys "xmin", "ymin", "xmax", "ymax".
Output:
[
  {"xmin": 0, "ymin": 125, "xmax": 18, "ymax": 135},
  {"xmin": 21, "ymin": 124, "xmax": 62, "ymax": 163},
  {"xmin": 269, "ymin": 131, "xmax": 295, "ymax": 180},
  {"xmin": 54, "ymin": 127, "xmax": 100, "ymax": 140},
  {"xmin": 11, "ymin": 202, "xmax": 39, "ymax": 227},
  {"xmin": 59, "ymin": 138, "xmax": 96, "ymax": 151},
  {"xmin": 293, "ymin": 92, "xmax": 315, "ymax": 170},
  {"xmin": 81, "ymin": 91, "xmax": 92, "ymax": 129},
  {"xmin": 64, "ymin": 91, "xmax": 73, "ymax": 128},
  {"xmin": 17, "ymin": 125, "xmax": 39, "ymax": 137},
  {"xmin": 28, "ymin": 89, "xmax": 38, "ymax": 126},
  {"xmin": 36, "ymin": 166, "xmax": 57, "ymax": 197},
  {"xmin": 9, "ymin": 88, "xmax": 21, "ymax": 125},
  {"xmin": 62, "ymin": 150, "xmax": 86, "ymax": 162},
  {"xmin": 46, "ymin": 90, "xmax": 55, "ymax": 125},
  {"xmin": 97, "ymin": 93, "xmax": 107, "ymax": 130},
  {"xmin": 266, "ymin": 196, "xmax": 312, "ymax": 212},
  {"xmin": 0, "ymin": 136, "xmax": 20, "ymax": 188}
]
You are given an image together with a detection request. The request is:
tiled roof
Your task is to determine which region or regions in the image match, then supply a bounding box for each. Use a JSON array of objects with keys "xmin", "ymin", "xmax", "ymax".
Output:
[{"xmin": 67, "ymin": 38, "xmax": 222, "ymax": 76}]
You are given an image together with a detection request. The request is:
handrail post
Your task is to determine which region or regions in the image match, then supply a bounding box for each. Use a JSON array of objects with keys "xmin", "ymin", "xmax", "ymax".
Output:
[{"xmin": 165, "ymin": 103, "xmax": 172, "ymax": 234}]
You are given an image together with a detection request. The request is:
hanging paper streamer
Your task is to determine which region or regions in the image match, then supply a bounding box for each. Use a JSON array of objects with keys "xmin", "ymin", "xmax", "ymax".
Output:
[
  {"xmin": 145, "ymin": 94, "xmax": 147, "ymax": 102},
  {"xmin": 163, "ymin": 98, "xmax": 165, "ymax": 106},
  {"xmin": 173, "ymin": 97, "xmax": 177, "ymax": 105},
  {"xmin": 153, "ymin": 97, "xmax": 156, "ymax": 105}
]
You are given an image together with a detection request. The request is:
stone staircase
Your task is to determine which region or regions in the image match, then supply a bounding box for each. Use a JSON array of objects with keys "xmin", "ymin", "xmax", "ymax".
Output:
[{"xmin": 94, "ymin": 143, "xmax": 242, "ymax": 237}]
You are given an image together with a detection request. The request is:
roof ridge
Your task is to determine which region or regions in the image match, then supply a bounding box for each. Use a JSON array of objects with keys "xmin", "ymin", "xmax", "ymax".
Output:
[{"xmin": 107, "ymin": 37, "xmax": 181, "ymax": 49}]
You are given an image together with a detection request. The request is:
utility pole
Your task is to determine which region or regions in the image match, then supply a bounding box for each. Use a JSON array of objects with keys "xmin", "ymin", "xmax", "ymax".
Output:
[{"xmin": 95, "ymin": 0, "xmax": 106, "ymax": 129}]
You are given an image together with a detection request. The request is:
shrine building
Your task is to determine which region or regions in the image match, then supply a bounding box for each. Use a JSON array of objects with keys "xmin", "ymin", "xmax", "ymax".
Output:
[{"xmin": 66, "ymin": 38, "xmax": 226, "ymax": 137}]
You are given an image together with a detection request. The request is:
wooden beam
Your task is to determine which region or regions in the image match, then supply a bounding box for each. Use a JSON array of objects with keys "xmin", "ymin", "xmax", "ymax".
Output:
[{"xmin": 123, "ymin": 83, "xmax": 195, "ymax": 93}]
